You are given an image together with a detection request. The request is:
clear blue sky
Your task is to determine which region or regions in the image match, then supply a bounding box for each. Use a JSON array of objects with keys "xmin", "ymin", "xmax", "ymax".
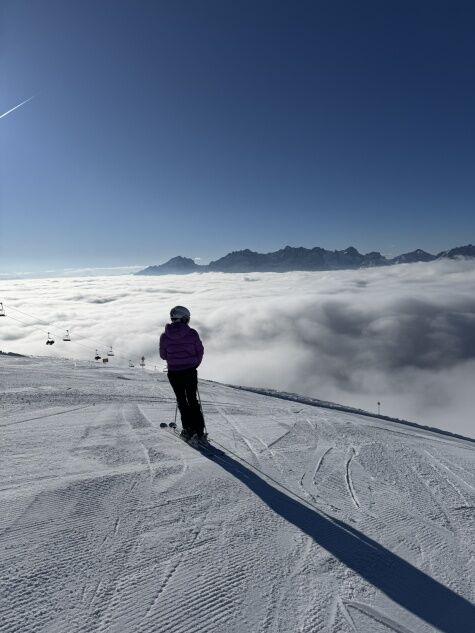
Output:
[{"xmin": 1, "ymin": 0, "xmax": 474, "ymax": 273}]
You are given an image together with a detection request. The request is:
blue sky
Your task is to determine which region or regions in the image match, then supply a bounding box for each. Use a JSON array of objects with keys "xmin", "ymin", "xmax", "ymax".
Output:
[{"xmin": 1, "ymin": 0, "xmax": 474, "ymax": 273}]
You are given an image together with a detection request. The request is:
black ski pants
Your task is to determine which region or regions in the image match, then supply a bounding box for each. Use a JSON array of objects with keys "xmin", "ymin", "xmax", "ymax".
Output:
[{"xmin": 167, "ymin": 368, "xmax": 205, "ymax": 437}]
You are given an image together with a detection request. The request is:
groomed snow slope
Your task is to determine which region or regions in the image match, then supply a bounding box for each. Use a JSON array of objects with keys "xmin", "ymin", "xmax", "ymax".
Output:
[{"xmin": 1, "ymin": 356, "xmax": 474, "ymax": 633}]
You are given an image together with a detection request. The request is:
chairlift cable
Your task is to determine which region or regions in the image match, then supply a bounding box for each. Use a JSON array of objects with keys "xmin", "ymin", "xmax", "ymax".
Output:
[
  {"xmin": 4, "ymin": 313, "xmax": 101, "ymax": 356},
  {"xmin": 2, "ymin": 303, "xmax": 165, "ymax": 369},
  {"xmin": 3, "ymin": 302, "xmax": 164, "ymax": 367},
  {"xmin": 3, "ymin": 304, "xmax": 118, "ymax": 351},
  {"xmin": 3, "ymin": 313, "xmax": 115, "ymax": 358},
  {"xmin": 2, "ymin": 304, "xmax": 128, "ymax": 360}
]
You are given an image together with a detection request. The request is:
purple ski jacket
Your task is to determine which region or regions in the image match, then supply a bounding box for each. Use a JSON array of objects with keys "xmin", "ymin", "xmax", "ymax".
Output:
[{"xmin": 159, "ymin": 322, "xmax": 204, "ymax": 371}]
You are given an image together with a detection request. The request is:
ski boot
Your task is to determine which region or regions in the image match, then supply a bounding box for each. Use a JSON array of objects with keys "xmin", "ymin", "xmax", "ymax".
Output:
[
  {"xmin": 187, "ymin": 434, "xmax": 200, "ymax": 448},
  {"xmin": 197, "ymin": 434, "xmax": 210, "ymax": 449},
  {"xmin": 180, "ymin": 428, "xmax": 193, "ymax": 441}
]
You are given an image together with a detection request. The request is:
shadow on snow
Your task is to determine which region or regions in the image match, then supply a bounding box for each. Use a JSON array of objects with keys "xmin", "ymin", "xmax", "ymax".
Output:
[{"xmin": 208, "ymin": 449, "xmax": 475, "ymax": 633}]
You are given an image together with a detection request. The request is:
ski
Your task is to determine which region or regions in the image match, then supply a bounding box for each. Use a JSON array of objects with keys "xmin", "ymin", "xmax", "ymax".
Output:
[
  {"xmin": 158, "ymin": 421, "xmax": 225, "ymax": 457},
  {"xmin": 166, "ymin": 426, "xmax": 226, "ymax": 457}
]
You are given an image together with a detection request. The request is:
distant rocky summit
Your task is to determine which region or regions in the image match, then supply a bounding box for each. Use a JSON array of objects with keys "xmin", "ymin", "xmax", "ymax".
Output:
[
  {"xmin": 206, "ymin": 245, "xmax": 387, "ymax": 273},
  {"xmin": 136, "ymin": 244, "xmax": 474, "ymax": 276},
  {"xmin": 138, "ymin": 256, "xmax": 200, "ymax": 276},
  {"xmin": 436, "ymin": 244, "xmax": 475, "ymax": 259},
  {"xmin": 390, "ymin": 249, "xmax": 436, "ymax": 264}
]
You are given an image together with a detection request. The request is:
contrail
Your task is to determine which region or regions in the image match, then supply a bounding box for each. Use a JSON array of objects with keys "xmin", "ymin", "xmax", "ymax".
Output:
[{"xmin": 0, "ymin": 96, "xmax": 35, "ymax": 120}]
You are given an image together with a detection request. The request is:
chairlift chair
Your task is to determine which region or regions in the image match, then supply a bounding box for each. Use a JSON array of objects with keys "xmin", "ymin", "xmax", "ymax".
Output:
[
  {"xmin": 107, "ymin": 346, "xmax": 114, "ymax": 357},
  {"xmin": 129, "ymin": 361, "xmax": 135, "ymax": 368},
  {"xmin": 94, "ymin": 350, "xmax": 101, "ymax": 361},
  {"xmin": 63, "ymin": 330, "xmax": 71, "ymax": 342},
  {"xmin": 46, "ymin": 332, "xmax": 55, "ymax": 345},
  {"xmin": 0, "ymin": 303, "xmax": 5, "ymax": 317}
]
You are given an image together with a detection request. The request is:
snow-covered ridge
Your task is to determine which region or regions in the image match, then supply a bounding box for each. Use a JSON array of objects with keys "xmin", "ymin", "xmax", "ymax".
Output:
[
  {"xmin": 1, "ymin": 355, "xmax": 475, "ymax": 632},
  {"xmin": 226, "ymin": 384, "xmax": 475, "ymax": 446}
]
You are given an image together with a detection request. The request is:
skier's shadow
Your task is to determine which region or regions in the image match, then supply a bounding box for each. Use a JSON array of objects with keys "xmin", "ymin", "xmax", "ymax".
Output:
[{"xmin": 207, "ymin": 449, "xmax": 475, "ymax": 633}]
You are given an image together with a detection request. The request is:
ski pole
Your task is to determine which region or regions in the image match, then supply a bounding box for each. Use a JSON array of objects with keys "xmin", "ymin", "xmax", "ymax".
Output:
[
  {"xmin": 197, "ymin": 384, "xmax": 207, "ymax": 435},
  {"xmin": 174, "ymin": 403, "xmax": 178, "ymax": 426}
]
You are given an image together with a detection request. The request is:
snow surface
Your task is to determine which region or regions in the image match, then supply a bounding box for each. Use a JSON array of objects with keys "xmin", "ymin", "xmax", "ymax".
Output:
[{"xmin": 1, "ymin": 355, "xmax": 475, "ymax": 632}]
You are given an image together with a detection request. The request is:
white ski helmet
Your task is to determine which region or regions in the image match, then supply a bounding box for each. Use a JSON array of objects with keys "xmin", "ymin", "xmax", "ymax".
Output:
[{"xmin": 170, "ymin": 305, "xmax": 191, "ymax": 323}]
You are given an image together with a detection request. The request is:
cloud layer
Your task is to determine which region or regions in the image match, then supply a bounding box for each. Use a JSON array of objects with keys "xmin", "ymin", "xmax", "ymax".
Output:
[{"xmin": 2, "ymin": 259, "xmax": 475, "ymax": 437}]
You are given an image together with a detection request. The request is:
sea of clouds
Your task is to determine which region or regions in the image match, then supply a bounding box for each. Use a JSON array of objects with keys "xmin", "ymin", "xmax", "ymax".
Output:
[{"xmin": 2, "ymin": 259, "xmax": 475, "ymax": 437}]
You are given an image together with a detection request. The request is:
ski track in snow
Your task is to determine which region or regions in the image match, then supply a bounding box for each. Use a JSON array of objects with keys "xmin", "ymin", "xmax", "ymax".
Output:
[
  {"xmin": 345, "ymin": 448, "xmax": 361, "ymax": 509},
  {"xmin": 1, "ymin": 355, "xmax": 475, "ymax": 633}
]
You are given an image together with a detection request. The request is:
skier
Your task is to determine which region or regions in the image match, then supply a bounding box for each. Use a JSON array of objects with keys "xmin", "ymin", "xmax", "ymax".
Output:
[{"xmin": 159, "ymin": 306, "xmax": 205, "ymax": 443}]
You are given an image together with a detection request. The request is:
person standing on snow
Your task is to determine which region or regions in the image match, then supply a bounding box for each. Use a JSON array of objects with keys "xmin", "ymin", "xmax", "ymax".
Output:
[{"xmin": 159, "ymin": 306, "xmax": 205, "ymax": 442}]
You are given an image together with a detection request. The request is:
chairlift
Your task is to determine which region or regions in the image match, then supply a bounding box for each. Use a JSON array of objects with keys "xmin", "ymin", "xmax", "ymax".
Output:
[
  {"xmin": 0, "ymin": 302, "xmax": 5, "ymax": 317},
  {"xmin": 46, "ymin": 332, "xmax": 55, "ymax": 345},
  {"xmin": 107, "ymin": 346, "xmax": 114, "ymax": 357},
  {"xmin": 94, "ymin": 350, "xmax": 101, "ymax": 361},
  {"xmin": 63, "ymin": 330, "xmax": 71, "ymax": 342},
  {"xmin": 140, "ymin": 356, "xmax": 145, "ymax": 368},
  {"xmin": 102, "ymin": 357, "xmax": 109, "ymax": 363},
  {"xmin": 128, "ymin": 361, "xmax": 135, "ymax": 368}
]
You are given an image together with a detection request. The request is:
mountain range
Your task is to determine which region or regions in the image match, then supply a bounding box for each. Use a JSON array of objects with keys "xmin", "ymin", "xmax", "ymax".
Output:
[{"xmin": 136, "ymin": 244, "xmax": 475, "ymax": 275}]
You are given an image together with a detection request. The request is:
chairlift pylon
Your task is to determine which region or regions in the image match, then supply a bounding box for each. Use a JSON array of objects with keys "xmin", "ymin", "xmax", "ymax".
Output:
[
  {"xmin": 63, "ymin": 329, "xmax": 71, "ymax": 342},
  {"xmin": 46, "ymin": 332, "xmax": 55, "ymax": 345},
  {"xmin": 107, "ymin": 346, "xmax": 114, "ymax": 357},
  {"xmin": 0, "ymin": 302, "xmax": 5, "ymax": 317}
]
